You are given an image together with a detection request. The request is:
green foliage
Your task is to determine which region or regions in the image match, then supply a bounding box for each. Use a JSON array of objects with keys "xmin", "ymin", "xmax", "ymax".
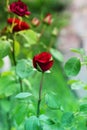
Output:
[
  {"xmin": 80, "ymin": 102, "xmax": 87, "ymax": 115},
  {"xmin": 16, "ymin": 59, "xmax": 34, "ymax": 79},
  {"xmin": 15, "ymin": 92, "xmax": 32, "ymax": 99},
  {"xmin": 25, "ymin": 116, "xmax": 42, "ymax": 130},
  {"xmin": 17, "ymin": 30, "xmax": 38, "ymax": 47},
  {"xmin": 14, "ymin": 40, "xmax": 20, "ymax": 56},
  {"xmin": 64, "ymin": 57, "xmax": 81, "ymax": 77},
  {"xmin": 68, "ymin": 79, "xmax": 87, "ymax": 90},
  {"xmin": 0, "ymin": 75, "xmax": 19, "ymax": 98},
  {"xmin": 61, "ymin": 112, "xmax": 74, "ymax": 127},
  {"xmin": 71, "ymin": 48, "xmax": 85, "ymax": 55},
  {"xmin": 0, "ymin": 38, "xmax": 10, "ymax": 59},
  {"xmin": 64, "ymin": 48, "xmax": 87, "ymax": 130},
  {"xmin": 12, "ymin": 102, "xmax": 28, "ymax": 125},
  {"xmin": 45, "ymin": 92, "xmax": 61, "ymax": 109},
  {"xmin": 50, "ymin": 48, "xmax": 64, "ymax": 62}
]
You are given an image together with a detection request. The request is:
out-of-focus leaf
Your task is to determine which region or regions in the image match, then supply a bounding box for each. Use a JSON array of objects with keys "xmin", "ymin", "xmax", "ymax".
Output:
[
  {"xmin": 0, "ymin": 75, "xmax": 19, "ymax": 98},
  {"xmin": 17, "ymin": 30, "xmax": 38, "ymax": 47},
  {"xmin": 15, "ymin": 92, "xmax": 32, "ymax": 99},
  {"xmin": 13, "ymin": 103, "xmax": 28, "ymax": 125},
  {"xmin": 61, "ymin": 112, "xmax": 74, "ymax": 127},
  {"xmin": 50, "ymin": 48, "xmax": 64, "ymax": 62},
  {"xmin": 45, "ymin": 92, "xmax": 60, "ymax": 109},
  {"xmin": 0, "ymin": 100, "xmax": 10, "ymax": 112},
  {"xmin": 71, "ymin": 48, "xmax": 85, "ymax": 55},
  {"xmin": 68, "ymin": 79, "xmax": 87, "ymax": 90},
  {"xmin": 42, "ymin": 123, "xmax": 64, "ymax": 130},
  {"xmin": 16, "ymin": 59, "xmax": 34, "ymax": 79},
  {"xmin": 14, "ymin": 40, "xmax": 20, "ymax": 56},
  {"xmin": 25, "ymin": 116, "xmax": 42, "ymax": 130},
  {"xmin": 80, "ymin": 102, "xmax": 87, "ymax": 116},
  {"xmin": 64, "ymin": 57, "xmax": 81, "ymax": 77},
  {"xmin": 39, "ymin": 115, "xmax": 55, "ymax": 125},
  {"xmin": 0, "ymin": 39, "xmax": 10, "ymax": 58}
]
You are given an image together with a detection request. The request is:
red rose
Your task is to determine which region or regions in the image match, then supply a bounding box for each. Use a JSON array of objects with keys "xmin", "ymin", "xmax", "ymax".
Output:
[
  {"xmin": 7, "ymin": 18, "xmax": 30, "ymax": 32},
  {"xmin": 43, "ymin": 13, "xmax": 52, "ymax": 25},
  {"xmin": 31, "ymin": 17, "xmax": 40, "ymax": 27},
  {"xmin": 33, "ymin": 52, "xmax": 53, "ymax": 72},
  {"xmin": 9, "ymin": 0, "xmax": 31, "ymax": 17}
]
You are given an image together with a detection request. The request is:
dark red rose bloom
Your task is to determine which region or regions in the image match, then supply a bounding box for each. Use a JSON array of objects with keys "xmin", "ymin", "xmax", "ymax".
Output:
[
  {"xmin": 7, "ymin": 18, "xmax": 30, "ymax": 32},
  {"xmin": 31, "ymin": 17, "xmax": 40, "ymax": 27},
  {"xmin": 33, "ymin": 52, "xmax": 53, "ymax": 72},
  {"xmin": 43, "ymin": 13, "xmax": 52, "ymax": 25},
  {"xmin": 9, "ymin": 0, "xmax": 31, "ymax": 17}
]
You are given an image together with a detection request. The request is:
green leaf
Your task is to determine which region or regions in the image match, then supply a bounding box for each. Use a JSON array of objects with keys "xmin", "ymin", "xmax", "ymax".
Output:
[
  {"xmin": 16, "ymin": 59, "xmax": 34, "ymax": 79},
  {"xmin": 0, "ymin": 75, "xmax": 19, "ymax": 98},
  {"xmin": 64, "ymin": 57, "xmax": 81, "ymax": 77},
  {"xmin": 0, "ymin": 39, "xmax": 10, "ymax": 58},
  {"xmin": 71, "ymin": 81, "xmax": 87, "ymax": 90},
  {"xmin": 45, "ymin": 92, "xmax": 60, "ymax": 109},
  {"xmin": 50, "ymin": 48, "xmax": 64, "ymax": 62},
  {"xmin": 42, "ymin": 124, "xmax": 64, "ymax": 130},
  {"xmin": 71, "ymin": 48, "xmax": 85, "ymax": 55},
  {"xmin": 14, "ymin": 40, "xmax": 20, "ymax": 56},
  {"xmin": 71, "ymin": 127, "xmax": 77, "ymax": 130},
  {"xmin": 68, "ymin": 79, "xmax": 87, "ymax": 90},
  {"xmin": 25, "ymin": 116, "xmax": 42, "ymax": 130},
  {"xmin": 13, "ymin": 103, "xmax": 28, "ymax": 125},
  {"xmin": 15, "ymin": 92, "xmax": 32, "ymax": 99},
  {"xmin": 0, "ymin": 100, "xmax": 10, "ymax": 112},
  {"xmin": 82, "ymin": 56, "xmax": 87, "ymax": 65},
  {"xmin": 80, "ymin": 103, "xmax": 87, "ymax": 115},
  {"xmin": 39, "ymin": 115, "xmax": 55, "ymax": 125},
  {"xmin": 18, "ymin": 30, "xmax": 38, "ymax": 47},
  {"xmin": 61, "ymin": 112, "xmax": 74, "ymax": 127},
  {"xmin": 28, "ymin": 103, "xmax": 36, "ymax": 115}
]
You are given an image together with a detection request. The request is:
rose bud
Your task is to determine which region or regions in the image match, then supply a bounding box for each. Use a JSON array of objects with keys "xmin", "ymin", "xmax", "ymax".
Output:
[
  {"xmin": 9, "ymin": 0, "xmax": 31, "ymax": 17},
  {"xmin": 43, "ymin": 13, "xmax": 52, "ymax": 25},
  {"xmin": 7, "ymin": 18, "xmax": 30, "ymax": 32},
  {"xmin": 33, "ymin": 52, "xmax": 54, "ymax": 72},
  {"xmin": 31, "ymin": 17, "xmax": 40, "ymax": 27}
]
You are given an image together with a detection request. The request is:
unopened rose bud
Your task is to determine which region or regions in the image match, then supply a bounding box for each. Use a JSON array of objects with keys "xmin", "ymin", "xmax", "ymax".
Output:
[
  {"xmin": 31, "ymin": 17, "xmax": 40, "ymax": 27},
  {"xmin": 43, "ymin": 13, "xmax": 52, "ymax": 25}
]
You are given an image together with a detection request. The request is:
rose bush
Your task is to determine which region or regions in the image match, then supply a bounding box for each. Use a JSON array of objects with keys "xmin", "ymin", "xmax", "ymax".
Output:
[
  {"xmin": 9, "ymin": 0, "xmax": 31, "ymax": 16},
  {"xmin": 1, "ymin": 0, "xmax": 83, "ymax": 130},
  {"xmin": 33, "ymin": 52, "xmax": 54, "ymax": 72}
]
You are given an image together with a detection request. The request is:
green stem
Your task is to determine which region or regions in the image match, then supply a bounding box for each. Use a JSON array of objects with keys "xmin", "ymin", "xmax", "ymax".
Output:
[
  {"xmin": 12, "ymin": 37, "xmax": 16, "ymax": 66},
  {"xmin": 7, "ymin": 97, "xmax": 11, "ymax": 130},
  {"xmin": 6, "ymin": 0, "xmax": 9, "ymax": 9},
  {"xmin": 11, "ymin": 35, "xmax": 23, "ymax": 92},
  {"xmin": 19, "ymin": 77, "xmax": 23, "ymax": 92},
  {"xmin": 7, "ymin": 111, "xmax": 11, "ymax": 130},
  {"xmin": 37, "ymin": 72, "xmax": 44, "ymax": 117}
]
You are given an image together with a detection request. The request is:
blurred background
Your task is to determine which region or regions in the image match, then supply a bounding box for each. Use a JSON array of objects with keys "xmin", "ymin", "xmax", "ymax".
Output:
[{"xmin": 58, "ymin": 0, "xmax": 87, "ymax": 98}]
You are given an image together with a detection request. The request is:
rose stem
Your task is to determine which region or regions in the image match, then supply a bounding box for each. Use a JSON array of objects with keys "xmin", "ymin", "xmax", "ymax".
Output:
[
  {"xmin": 37, "ymin": 72, "xmax": 44, "ymax": 117},
  {"xmin": 12, "ymin": 35, "xmax": 23, "ymax": 92}
]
